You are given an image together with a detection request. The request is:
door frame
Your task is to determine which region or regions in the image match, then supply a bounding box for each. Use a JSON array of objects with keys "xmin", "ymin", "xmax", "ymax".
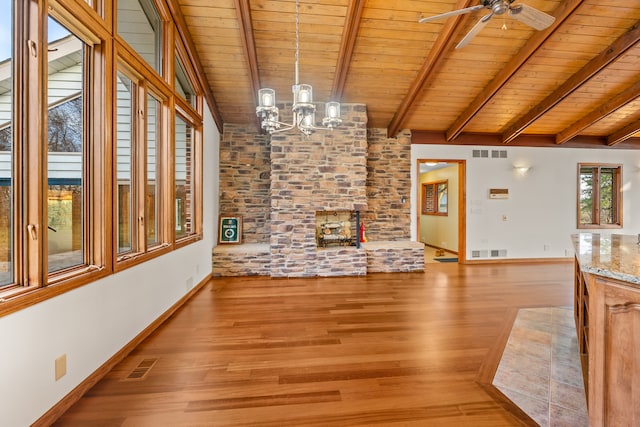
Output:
[{"xmin": 416, "ymin": 159, "xmax": 466, "ymax": 263}]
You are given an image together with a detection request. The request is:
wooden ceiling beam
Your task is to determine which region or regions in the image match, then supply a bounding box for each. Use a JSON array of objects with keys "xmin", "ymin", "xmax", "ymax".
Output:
[
  {"xmin": 502, "ymin": 20, "xmax": 640, "ymax": 144},
  {"xmin": 446, "ymin": 0, "xmax": 584, "ymax": 142},
  {"xmin": 387, "ymin": 0, "xmax": 475, "ymax": 138},
  {"xmin": 556, "ymin": 80, "xmax": 640, "ymax": 145},
  {"xmin": 608, "ymin": 119, "xmax": 640, "ymax": 146},
  {"xmin": 412, "ymin": 130, "xmax": 640, "ymax": 149},
  {"xmin": 168, "ymin": 0, "xmax": 224, "ymax": 132},
  {"xmin": 235, "ymin": 0, "xmax": 260, "ymax": 105},
  {"xmin": 331, "ymin": 0, "xmax": 365, "ymax": 101}
]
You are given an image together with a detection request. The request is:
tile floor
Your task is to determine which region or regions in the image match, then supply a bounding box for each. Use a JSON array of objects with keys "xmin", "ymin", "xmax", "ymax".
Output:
[{"xmin": 493, "ymin": 307, "xmax": 589, "ymax": 426}]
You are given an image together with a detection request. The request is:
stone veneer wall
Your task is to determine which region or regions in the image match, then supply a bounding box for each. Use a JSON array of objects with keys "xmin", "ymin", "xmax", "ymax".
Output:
[
  {"xmin": 364, "ymin": 129, "xmax": 412, "ymax": 241},
  {"xmin": 218, "ymin": 124, "xmax": 271, "ymax": 243},
  {"xmin": 269, "ymin": 104, "xmax": 368, "ymax": 277}
]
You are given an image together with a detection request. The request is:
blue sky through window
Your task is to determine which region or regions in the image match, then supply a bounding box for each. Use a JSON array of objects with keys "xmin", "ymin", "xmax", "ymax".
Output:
[
  {"xmin": 0, "ymin": 0, "xmax": 10, "ymax": 61},
  {"xmin": 0, "ymin": 4, "xmax": 70, "ymax": 62}
]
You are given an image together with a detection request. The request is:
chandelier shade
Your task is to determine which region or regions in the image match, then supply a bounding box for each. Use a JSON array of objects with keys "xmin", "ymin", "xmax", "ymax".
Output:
[{"xmin": 255, "ymin": 0, "xmax": 341, "ymax": 136}]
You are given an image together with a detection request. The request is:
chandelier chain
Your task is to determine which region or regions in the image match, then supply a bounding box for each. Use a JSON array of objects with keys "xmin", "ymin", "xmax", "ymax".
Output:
[{"xmin": 295, "ymin": 0, "xmax": 300, "ymax": 86}]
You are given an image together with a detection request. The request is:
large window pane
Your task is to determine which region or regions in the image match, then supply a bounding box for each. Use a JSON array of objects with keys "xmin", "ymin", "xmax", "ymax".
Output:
[
  {"xmin": 117, "ymin": 0, "xmax": 162, "ymax": 75},
  {"xmin": 579, "ymin": 166, "xmax": 594, "ymax": 225},
  {"xmin": 146, "ymin": 94, "xmax": 159, "ymax": 246},
  {"xmin": 599, "ymin": 168, "xmax": 616, "ymax": 225},
  {"xmin": 174, "ymin": 114, "xmax": 193, "ymax": 238},
  {"xmin": 47, "ymin": 17, "xmax": 85, "ymax": 273},
  {"xmin": 116, "ymin": 71, "xmax": 134, "ymax": 253},
  {"xmin": 0, "ymin": 0, "xmax": 13, "ymax": 286}
]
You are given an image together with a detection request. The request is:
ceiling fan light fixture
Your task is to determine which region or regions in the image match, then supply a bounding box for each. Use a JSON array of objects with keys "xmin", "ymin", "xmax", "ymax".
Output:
[{"xmin": 419, "ymin": 0, "xmax": 555, "ymax": 48}]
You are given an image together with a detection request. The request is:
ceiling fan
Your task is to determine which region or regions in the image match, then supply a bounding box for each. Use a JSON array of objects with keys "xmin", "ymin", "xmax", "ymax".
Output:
[{"xmin": 419, "ymin": 0, "xmax": 556, "ymax": 49}]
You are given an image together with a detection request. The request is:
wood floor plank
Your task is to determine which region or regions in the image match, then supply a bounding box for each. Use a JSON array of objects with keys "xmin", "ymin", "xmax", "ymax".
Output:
[{"xmin": 53, "ymin": 262, "xmax": 573, "ymax": 426}]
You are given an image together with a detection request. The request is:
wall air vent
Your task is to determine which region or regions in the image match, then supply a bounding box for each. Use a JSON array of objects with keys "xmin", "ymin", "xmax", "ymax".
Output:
[
  {"xmin": 472, "ymin": 149, "xmax": 489, "ymax": 158},
  {"xmin": 471, "ymin": 250, "xmax": 489, "ymax": 258},
  {"xmin": 489, "ymin": 249, "xmax": 507, "ymax": 257}
]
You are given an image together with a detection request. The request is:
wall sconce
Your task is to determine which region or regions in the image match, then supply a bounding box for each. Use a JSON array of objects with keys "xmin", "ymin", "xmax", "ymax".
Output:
[{"xmin": 513, "ymin": 165, "xmax": 531, "ymax": 175}]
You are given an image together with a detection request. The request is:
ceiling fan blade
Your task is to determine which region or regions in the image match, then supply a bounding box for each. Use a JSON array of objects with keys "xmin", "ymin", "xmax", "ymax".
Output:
[
  {"xmin": 419, "ymin": 5, "xmax": 485, "ymax": 24},
  {"xmin": 456, "ymin": 13, "xmax": 493, "ymax": 49},
  {"xmin": 509, "ymin": 4, "xmax": 555, "ymax": 31}
]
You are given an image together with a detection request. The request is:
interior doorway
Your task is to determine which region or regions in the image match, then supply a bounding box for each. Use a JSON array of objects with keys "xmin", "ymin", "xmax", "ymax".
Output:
[{"xmin": 417, "ymin": 159, "xmax": 466, "ymax": 264}]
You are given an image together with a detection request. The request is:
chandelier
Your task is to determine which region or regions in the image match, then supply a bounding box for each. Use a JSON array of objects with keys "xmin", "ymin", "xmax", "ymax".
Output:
[{"xmin": 255, "ymin": 0, "xmax": 342, "ymax": 136}]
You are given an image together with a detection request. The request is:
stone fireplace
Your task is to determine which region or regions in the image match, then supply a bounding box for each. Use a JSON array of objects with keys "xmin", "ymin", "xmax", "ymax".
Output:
[
  {"xmin": 213, "ymin": 113, "xmax": 425, "ymax": 278},
  {"xmin": 269, "ymin": 104, "xmax": 368, "ymax": 277}
]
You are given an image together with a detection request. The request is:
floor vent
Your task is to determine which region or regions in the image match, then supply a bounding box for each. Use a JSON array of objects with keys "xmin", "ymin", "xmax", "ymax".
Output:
[{"xmin": 125, "ymin": 358, "xmax": 158, "ymax": 380}]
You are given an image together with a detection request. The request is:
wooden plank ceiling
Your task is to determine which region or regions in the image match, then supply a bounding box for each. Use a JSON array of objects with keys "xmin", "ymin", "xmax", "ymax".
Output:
[{"xmin": 176, "ymin": 0, "xmax": 640, "ymax": 147}]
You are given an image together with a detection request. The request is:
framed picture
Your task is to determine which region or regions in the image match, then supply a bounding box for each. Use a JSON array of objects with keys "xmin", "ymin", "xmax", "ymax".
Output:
[{"xmin": 218, "ymin": 215, "xmax": 242, "ymax": 244}]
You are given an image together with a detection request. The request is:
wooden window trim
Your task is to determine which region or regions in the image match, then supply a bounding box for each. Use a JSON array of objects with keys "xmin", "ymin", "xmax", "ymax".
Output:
[
  {"xmin": 422, "ymin": 180, "xmax": 448, "ymax": 216},
  {"xmin": 1, "ymin": 0, "xmax": 209, "ymax": 318},
  {"xmin": 173, "ymin": 106, "xmax": 203, "ymax": 245},
  {"xmin": 577, "ymin": 163, "xmax": 623, "ymax": 229}
]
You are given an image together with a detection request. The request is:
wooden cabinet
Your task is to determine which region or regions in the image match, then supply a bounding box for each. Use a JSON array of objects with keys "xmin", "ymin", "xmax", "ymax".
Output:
[
  {"xmin": 574, "ymin": 257, "xmax": 589, "ymax": 389},
  {"xmin": 580, "ymin": 271, "xmax": 640, "ymax": 426}
]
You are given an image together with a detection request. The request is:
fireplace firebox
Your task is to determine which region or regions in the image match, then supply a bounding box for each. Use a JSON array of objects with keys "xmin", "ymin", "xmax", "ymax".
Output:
[{"xmin": 316, "ymin": 211, "xmax": 360, "ymax": 248}]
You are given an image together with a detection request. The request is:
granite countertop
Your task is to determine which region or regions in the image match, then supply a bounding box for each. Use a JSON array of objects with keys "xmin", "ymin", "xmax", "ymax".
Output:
[{"xmin": 571, "ymin": 233, "xmax": 640, "ymax": 285}]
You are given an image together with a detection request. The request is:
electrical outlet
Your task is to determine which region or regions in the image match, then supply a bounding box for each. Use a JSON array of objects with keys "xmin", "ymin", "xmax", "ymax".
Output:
[{"xmin": 55, "ymin": 354, "xmax": 67, "ymax": 381}]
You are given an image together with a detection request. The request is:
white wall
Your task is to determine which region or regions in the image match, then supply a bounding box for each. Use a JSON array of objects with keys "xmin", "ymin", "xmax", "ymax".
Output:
[
  {"xmin": 412, "ymin": 144, "xmax": 640, "ymax": 260},
  {"xmin": 0, "ymin": 108, "xmax": 219, "ymax": 427}
]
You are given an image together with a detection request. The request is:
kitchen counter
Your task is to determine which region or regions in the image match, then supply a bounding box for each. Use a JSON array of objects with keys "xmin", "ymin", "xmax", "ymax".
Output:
[
  {"xmin": 572, "ymin": 232, "xmax": 640, "ymax": 426},
  {"xmin": 571, "ymin": 233, "xmax": 640, "ymax": 286}
]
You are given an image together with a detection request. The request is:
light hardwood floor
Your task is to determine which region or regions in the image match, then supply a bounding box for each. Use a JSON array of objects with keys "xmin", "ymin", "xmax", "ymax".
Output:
[{"xmin": 53, "ymin": 262, "xmax": 574, "ymax": 426}]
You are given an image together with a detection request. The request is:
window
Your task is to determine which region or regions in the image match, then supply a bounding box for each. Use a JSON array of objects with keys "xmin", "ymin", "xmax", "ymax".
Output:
[
  {"xmin": 115, "ymin": 64, "xmax": 169, "ymax": 263},
  {"xmin": 0, "ymin": 0, "xmax": 204, "ymax": 315},
  {"xmin": 47, "ymin": 18, "xmax": 85, "ymax": 273},
  {"xmin": 117, "ymin": 0, "xmax": 163, "ymax": 75},
  {"xmin": 175, "ymin": 57, "xmax": 195, "ymax": 107},
  {"xmin": 146, "ymin": 93, "xmax": 160, "ymax": 247},
  {"xmin": 116, "ymin": 71, "xmax": 135, "ymax": 254},
  {"xmin": 0, "ymin": 0, "xmax": 13, "ymax": 288},
  {"xmin": 175, "ymin": 114, "xmax": 193, "ymax": 238},
  {"xmin": 422, "ymin": 180, "xmax": 448, "ymax": 215},
  {"xmin": 578, "ymin": 164, "xmax": 622, "ymax": 228}
]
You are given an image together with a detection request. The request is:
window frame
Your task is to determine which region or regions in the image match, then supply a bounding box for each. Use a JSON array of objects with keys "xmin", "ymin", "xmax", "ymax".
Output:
[
  {"xmin": 173, "ymin": 105, "xmax": 203, "ymax": 246},
  {"xmin": 422, "ymin": 180, "xmax": 448, "ymax": 216},
  {"xmin": 577, "ymin": 163, "xmax": 623, "ymax": 229},
  {"xmin": 114, "ymin": 58, "xmax": 172, "ymax": 271},
  {"xmin": 0, "ymin": 0, "xmax": 207, "ymax": 317}
]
